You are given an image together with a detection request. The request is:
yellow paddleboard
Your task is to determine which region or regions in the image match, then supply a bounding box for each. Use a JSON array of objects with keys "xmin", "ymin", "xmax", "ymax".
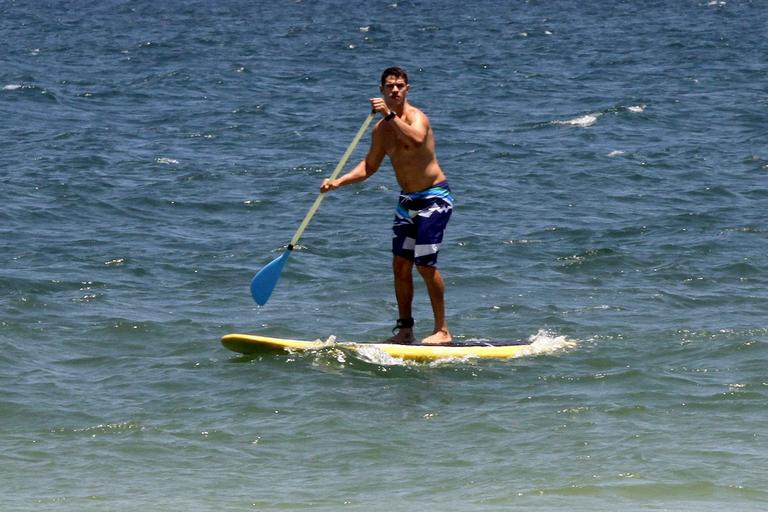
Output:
[{"xmin": 221, "ymin": 333, "xmax": 533, "ymax": 361}]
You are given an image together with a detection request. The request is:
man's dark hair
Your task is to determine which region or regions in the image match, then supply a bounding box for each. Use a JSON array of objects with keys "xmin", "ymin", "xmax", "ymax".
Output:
[{"xmin": 381, "ymin": 66, "xmax": 408, "ymax": 86}]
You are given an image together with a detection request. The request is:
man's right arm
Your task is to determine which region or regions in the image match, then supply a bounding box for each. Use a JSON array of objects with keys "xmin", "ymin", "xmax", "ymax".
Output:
[{"xmin": 321, "ymin": 128, "xmax": 385, "ymax": 192}]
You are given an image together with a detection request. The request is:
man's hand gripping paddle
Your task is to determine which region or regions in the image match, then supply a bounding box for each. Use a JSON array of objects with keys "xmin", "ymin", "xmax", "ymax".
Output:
[{"xmin": 250, "ymin": 111, "xmax": 376, "ymax": 305}]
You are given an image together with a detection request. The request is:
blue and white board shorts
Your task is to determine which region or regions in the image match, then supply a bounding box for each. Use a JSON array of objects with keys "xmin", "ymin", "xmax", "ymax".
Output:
[{"xmin": 392, "ymin": 181, "xmax": 454, "ymax": 267}]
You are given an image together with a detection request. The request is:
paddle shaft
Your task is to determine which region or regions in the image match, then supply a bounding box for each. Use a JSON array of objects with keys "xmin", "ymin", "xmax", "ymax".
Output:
[
  {"xmin": 250, "ymin": 111, "xmax": 376, "ymax": 305},
  {"xmin": 288, "ymin": 111, "xmax": 376, "ymax": 248}
]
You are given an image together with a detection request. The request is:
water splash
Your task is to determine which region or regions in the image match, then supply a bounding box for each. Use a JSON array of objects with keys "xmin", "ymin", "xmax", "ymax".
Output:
[
  {"xmin": 312, "ymin": 330, "xmax": 577, "ymax": 367},
  {"xmin": 517, "ymin": 329, "xmax": 578, "ymax": 357}
]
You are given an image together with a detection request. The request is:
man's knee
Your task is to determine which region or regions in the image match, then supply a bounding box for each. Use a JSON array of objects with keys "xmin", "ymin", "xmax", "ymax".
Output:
[{"xmin": 415, "ymin": 263, "xmax": 437, "ymax": 279}]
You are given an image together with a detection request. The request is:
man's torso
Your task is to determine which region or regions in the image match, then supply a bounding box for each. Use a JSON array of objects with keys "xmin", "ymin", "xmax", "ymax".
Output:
[{"xmin": 375, "ymin": 104, "xmax": 446, "ymax": 192}]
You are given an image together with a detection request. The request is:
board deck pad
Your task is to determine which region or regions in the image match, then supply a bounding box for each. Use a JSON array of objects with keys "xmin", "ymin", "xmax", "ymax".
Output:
[{"xmin": 221, "ymin": 333, "xmax": 535, "ymax": 361}]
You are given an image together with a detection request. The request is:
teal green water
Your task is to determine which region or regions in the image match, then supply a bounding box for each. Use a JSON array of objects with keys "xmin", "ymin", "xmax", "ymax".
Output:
[{"xmin": 2, "ymin": 1, "xmax": 767, "ymax": 510}]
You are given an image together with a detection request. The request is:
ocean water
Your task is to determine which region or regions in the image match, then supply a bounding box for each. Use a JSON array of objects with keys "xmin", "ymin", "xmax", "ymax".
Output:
[{"xmin": 2, "ymin": 0, "xmax": 767, "ymax": 510}]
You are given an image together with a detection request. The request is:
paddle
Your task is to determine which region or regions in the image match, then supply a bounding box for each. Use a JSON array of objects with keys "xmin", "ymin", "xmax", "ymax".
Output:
[{"xmin": 251, "ymin": 110, "xmax": 377, "ymax": 305}]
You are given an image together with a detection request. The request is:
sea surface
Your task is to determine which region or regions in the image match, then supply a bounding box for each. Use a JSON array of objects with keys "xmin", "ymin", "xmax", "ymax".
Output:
[{"xmin": 2, "ymin": 0, "xmax": 767, "ymax": 510}]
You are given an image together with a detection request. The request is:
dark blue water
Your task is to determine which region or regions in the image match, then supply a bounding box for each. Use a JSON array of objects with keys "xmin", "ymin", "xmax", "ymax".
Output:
[{"xmin": 2, "ymin": 1, "xmax": 767, "ymax": 510}]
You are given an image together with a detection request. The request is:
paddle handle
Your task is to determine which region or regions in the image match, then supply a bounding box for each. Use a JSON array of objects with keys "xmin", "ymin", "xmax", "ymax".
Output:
[{"xmin": 289, "ymin": 111, "xmax": 376, "ymax": 247}]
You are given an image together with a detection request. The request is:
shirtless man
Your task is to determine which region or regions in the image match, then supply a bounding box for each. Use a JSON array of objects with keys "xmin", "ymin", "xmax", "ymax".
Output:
[{"xmin": 320, "ymin": 67, "xmax": 454, "ymax": 345}]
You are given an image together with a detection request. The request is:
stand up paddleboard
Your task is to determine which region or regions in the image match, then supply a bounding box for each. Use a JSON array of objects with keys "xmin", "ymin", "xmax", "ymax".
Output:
[{"xmin": 221, "ymin": 333, "xmax": 533, "ymax": 361}]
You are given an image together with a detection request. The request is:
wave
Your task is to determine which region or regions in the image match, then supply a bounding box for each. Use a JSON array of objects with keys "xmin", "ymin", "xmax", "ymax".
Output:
[
  {"xmin": 548, "ymin": 104, "xmax": 647, "ymax": 128},
  {"xmin": 2, "ymin": 83, "xmax": 57, "ymax": 101},
  {"xmin": 552, "ymin": 112, "xmax": 602, "ymax": 127}
]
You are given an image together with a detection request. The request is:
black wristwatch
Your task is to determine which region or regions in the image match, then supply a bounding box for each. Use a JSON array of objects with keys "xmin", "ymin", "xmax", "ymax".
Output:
[{"xmin": 384, "ymin": 111, "xmax": 396, "ymax": 121}]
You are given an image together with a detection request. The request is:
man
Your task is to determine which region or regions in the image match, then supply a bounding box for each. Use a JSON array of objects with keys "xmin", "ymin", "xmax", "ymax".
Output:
[{"xmin": 320, "ymin": 67, "xmax": 454, "ymax": 345}]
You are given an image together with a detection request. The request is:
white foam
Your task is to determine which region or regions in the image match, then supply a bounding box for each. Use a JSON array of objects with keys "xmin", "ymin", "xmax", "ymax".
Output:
[
  {"xmin": 608, "ymin": 150, "xmax": 626, "ymax": 157},
  {"xmin": 627, "ymin": 105, "xmax": 645, "ymax": 113},
  {"xmin": 155, "ymin": 157, "xmax": 179, "ymax": 165},
  {"xmin": 3, "ymin": 84, "xmax": 22, "ymax": 91}
]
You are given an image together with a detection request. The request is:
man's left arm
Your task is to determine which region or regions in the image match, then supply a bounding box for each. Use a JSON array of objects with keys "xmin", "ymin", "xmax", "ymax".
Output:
[{"xmin": 390, "ymin": 111, "xmax": 429, "ymax": 146}]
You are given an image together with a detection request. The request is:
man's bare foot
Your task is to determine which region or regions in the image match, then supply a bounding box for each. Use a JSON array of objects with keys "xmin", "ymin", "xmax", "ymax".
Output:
[
  {"xmin": 421, "ymin": 329, "xmax": 452, "ymax": 345},
  {"xmin": 385, "ymin": 328, "xmax": 416, "ymax": 344}
]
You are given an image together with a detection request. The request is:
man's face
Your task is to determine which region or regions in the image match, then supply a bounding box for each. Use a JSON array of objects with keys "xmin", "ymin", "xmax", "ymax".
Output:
[{"xmin": 381, "ymin": 75, "xmax": 409, "ymax": 105}]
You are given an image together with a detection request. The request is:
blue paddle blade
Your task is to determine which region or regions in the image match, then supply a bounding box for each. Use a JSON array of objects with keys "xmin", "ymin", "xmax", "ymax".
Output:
[{"xmin": 250, "ymin": 250, "xmax": 291, "ymax": 305}]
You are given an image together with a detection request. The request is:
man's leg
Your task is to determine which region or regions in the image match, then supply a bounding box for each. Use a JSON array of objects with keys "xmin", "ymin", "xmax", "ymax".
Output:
[
  {"xmin": 417, "ymin": 264, "xmax": 452, "ymax": 345},
  {"xmin": 390, "ymin": 255, "xmax": 415, "ymax": 343}
]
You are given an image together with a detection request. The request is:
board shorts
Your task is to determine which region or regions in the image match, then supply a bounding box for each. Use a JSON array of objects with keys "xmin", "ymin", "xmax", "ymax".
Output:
[{"xmin": 392, "ymin": 181, "xmax": 454, "ymax": 267}]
